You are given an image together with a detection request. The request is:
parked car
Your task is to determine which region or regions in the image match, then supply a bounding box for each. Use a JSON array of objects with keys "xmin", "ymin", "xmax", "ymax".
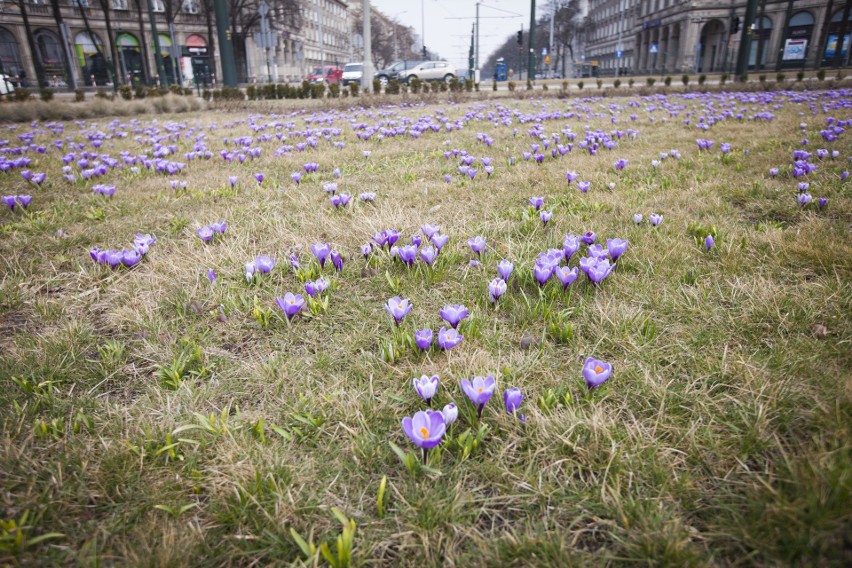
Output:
[
  {"xmin": 0, "ymin": 74, "xmax": 16, "ymax": 97},
  {"xmin": 399, "ymin": 61, "xmax": 457, "ymax": 83},
  {"xmin": 307, "ymin": 65, "xmax": 343, "ymax": 85},
  {"xmin": 341, "ymin": 63, "xmax": 362, "ymax": 86},
  {"xmin": 374, "ymin": 60, "xmax": 424, "ymax": 88}
]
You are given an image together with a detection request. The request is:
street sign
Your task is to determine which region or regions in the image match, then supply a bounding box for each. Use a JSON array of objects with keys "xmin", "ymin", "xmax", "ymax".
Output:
[
  {"xmin": 616, "ymin": 50, "xmax": 623, "ymax": 58},
  {"xmin": 541, "ymin": 47, "xmax": 548, "ymax": 56},
  {"xmin": 649, "ymin": 43, "xmax": 658, "ymax": 54},
  {"xmin": 545, "ymin": 55, "xmax": 550, "ymax": 65}
]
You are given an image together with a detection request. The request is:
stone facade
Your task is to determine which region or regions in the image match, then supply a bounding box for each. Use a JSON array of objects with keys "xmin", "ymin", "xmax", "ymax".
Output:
[
  {"xmin": 0, "ymin": 0, "xmax": 353, "ymax": 88},
  {"xmin": 584, "ymin": 0, "xmax": 851, "ymax": 76}
]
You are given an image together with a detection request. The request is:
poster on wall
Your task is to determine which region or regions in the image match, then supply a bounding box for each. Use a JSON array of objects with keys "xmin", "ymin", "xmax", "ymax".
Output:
[{"xmin": 782, "ymin": 38, "xmax": 807, "ymax": 61}]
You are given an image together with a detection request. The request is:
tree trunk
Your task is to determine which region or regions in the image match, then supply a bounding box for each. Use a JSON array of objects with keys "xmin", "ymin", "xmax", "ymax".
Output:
[
  {"xmin": 17, "ymin": 0, "xmax": 46, "ymax": 87},
  {"xmin": 100, "ymin": 1, "xmax": 122, "ymax": 89},
  {"xmin": 135, "ymin": 0, "xmax": 151, "ymax": 83},
  {"xmin": 77, "ymin": 1, "xmax": 115, "ymax": 86},
  {"xmin": 205, "ymin": 4, "xmax": 217, "ymax": 85},
  {"xmin": 832, "ymin": 1, "xmax": 851, "ymax": 68},
  {"xmin": 49, "ymin": 0, "xmax": 75, "ymax": 87}
]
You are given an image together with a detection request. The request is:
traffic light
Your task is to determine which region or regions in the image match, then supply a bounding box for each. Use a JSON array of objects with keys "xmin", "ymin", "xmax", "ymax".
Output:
[
  {"xmin": 517, "ymin": 30, "xmax": 523, "ymax": 45},
  {"xmin": 422, "ymin": 45, "xmax": 427, "ymax": 58},
  {"xmin": 730, "ymin": 16, "xmax": 740, "ymax": 34}
]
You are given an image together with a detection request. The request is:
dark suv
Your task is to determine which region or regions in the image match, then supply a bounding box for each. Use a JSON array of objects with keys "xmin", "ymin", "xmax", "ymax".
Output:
[{"xmin": 374, "ymin": 60, "xmax": 424, "ymax": 88}]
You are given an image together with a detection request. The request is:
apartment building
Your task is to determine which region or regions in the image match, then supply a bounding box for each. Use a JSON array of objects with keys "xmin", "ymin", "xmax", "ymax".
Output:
[{"xmin": 584, "ymin": 0, "xmax": 850, "ymax": 76}]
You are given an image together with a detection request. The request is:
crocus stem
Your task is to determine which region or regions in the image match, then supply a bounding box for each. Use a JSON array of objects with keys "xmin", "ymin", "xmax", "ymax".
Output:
[
  {"xmin": 422, "ymin": 447, "xmax": 428, "ymax": 465},
  {"xmin": 477, "ymin": 404, "xmax": 484, "ymax": 419}
]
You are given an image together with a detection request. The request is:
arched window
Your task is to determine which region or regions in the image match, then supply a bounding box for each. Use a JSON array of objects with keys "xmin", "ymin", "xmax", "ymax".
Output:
[
  {"xmin": 823, "ymin": 9, "xmax": 852, "ymax": 64},
  {"xmin": 34, "ymin": 29, "xmax": 64, "ymax": 68},
  {"xmin": 0, "ymin": 27, "xmax": 23, "ymax": 77},
  {"xmin": 75, "ymin": 31, "xmax": 109, "ymax": 85},
  {"xmin": 780, "ymin": 11, "xmax": 815, "ymax": 66},
  {"xmin": 789, "ymin": 12, "xmax": 814, "ymax": 27}
]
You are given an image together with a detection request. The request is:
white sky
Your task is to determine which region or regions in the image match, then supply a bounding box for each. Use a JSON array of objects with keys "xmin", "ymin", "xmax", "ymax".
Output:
[{"xmin": 366, "ymin": 1, "xmax": 549, "ymax": 71}]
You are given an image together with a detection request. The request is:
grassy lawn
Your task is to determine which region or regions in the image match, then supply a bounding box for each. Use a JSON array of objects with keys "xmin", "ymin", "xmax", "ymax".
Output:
[{"xmin": 0, "ymin": 89, "xmax": 850, "ymax": 566}]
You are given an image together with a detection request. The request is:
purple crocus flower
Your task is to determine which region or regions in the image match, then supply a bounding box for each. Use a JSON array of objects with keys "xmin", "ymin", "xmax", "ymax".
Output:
[
  {"xmin": 444, "ymin": 174, "xmax": 452, "ymax": 183},
  {"xmin": 291, "ymin": 172, "xmax": 302, "ymax": 185},
  {"xmin": 431, "ymin": 233, "xmax": 449, "ymax": 251},
  {"xmin": 331, "ymin": 249, "xmax": 344, "ymax": 272},
  {"xmin": 504, "ymin": 387, "xmax": 523, "ymax": 414},
  {"xmin": 613, "ymin": 158, "xmax": 628, "ymax": 171},
  {"xmin": 210, "ymin": 221, "xmax": 227, "ymax": 234},
  {"xmin": 818, "ymin": 197, "xmax": 827, "ymax": 208},
  {"xmin": 276, "ymin": 293, "xmax": 305, "ymax": 321},
  {"xmin": 398, "ymin": 245, "xmax": 417, "ymax": 266},
  {"xmin": 419, "ymin": 245, "xmax": 438, "ymax": 266},
  {"xmin": 439, "ymin": 304, "xmax": 468, "ymax": 329},
  {"xmin": 442, "ymin": 403, "xmax": 458, "ymax": 425},
  {"xmin": 385, "ymin": 296, "xmax": 413, "ymax": 325},
  {"xmin": 587, "ymin": 258, "xmax": 615, "ymax": 285},
  {"xmin": 208, "ymin": 269, "xmax": 217, "ymax": 283},
  {"xmin": 467, "ymin": 168, "xmax": 477, "ymax": 181},
  {"xmin": 414, "ymin": 328, "xmax": 433, "ymax": 351},
  {"xmin": 577, "ymin": 181, "xmax": 591, "ymax": 193},
  {"xmin": 649, "ymin": 213, "xmax": 663, "ymax": 227},
  {"xmin": 529, "ymin": 196, "xmax": 544, "ymax": 210},
  {"xmin": 411, "ymin": 234, "xmax": 422, "ymax": 247},
  {"xmin": 582, "ymin": 357, "xmax": 612, "ymax": 389},
  {"xmin": 705, "ymin": 234, "xmax": 715, "ymax": 250},
  {"xmin": 255, "ymin": 255, "xmax": 275, "ymax": 274},
  {"xmin": 413, "ymin": 374, "xmax": 440, "ymax": 406},
  {"xmin": 2, "ymin": 195, "xmax": 17, "ymax": 210},
  {"xmin": 421, "ymin": 224, "xmax": 441, "ymax": 239},
  {"xmin": 580, "ymin": 231, "xmax": 596, "ymax": 245},
  {"xmin": 461, "ymin": 375, "xmax": 495, "ymax": 418},
  {"xmin": 468, "ymin": 236, "xmax": 487, "ymax": 257},
  {"xmin": 311, "ymin": 243, "xmax": 331, "ymax": 268},
  {"xmin": 606, "ymin": 238, "xmax": 628, "ymax": 261},
  {"xmin": 554, "ymin": 266, "xmax": 578, "ymax": 289},
  {"xmin": 842, "ymin": 171, "xmax": 849, "ymax": 181},
  {"xmin": 797, "ymin": 193, "xmax": 812, "ymax": 207},
  {"xmin": 633, "ymin": 213, "xmax": 643, "ymax": 224},
  {"xmin": 254, "ymin": 173, "xmax": 264, "ymax": 185},
  {"xmin": 540, "ymin": 210, "xmax": 552, "ymax": 225},
  {"xmin": 402, "ymin": 410, "xmax": 446, "ymax": 463},
  {"xmin": 769, "ymin": 168, "xmax": 779, "ymax": 177},
  {"xmin": 229, "ymin": 176, "xmax": 238, "ymax": 188},
  {"xmin": 534, "ymin": 263, "xmax": 553, "ymax": 286},
  {"xmin": 488, "ymin": 278, "xmax": 507, "ymax": 303},
  {"xmin": 30, "ymin": 173, "xmax": 46, "ymax": 186},
  {"xmin": 562, "ymin": 235, "xmax": 580, "ymax": 260},
  {"xmin": 588, "ymin": 244, "xmax": 607, "ymax": 260},
  {"xmin": 565, "ymin": 170, "xmax": 579, "ymax": 183},
  {"xmin": 437, "ymin": 326, "xmax": 463, "ymax": 350},
  {"xmin": 304, "ymin": 280, "xmax": 319, "ymax": 297},
  {"xmin": 197, "ymin": 226, "xmax": 214, "ymax": 242}
]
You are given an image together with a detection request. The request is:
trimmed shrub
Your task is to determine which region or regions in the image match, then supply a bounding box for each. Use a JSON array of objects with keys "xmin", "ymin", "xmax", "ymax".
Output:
[
  {"xmin": 410, "ymin": 77, "xmax": 421, "ymax": 93},
  {"xmin": 74, "ymin": 89, "xmax": 85, "ymax": 102},
  {"xmin": 507, "ymin": 81, "xmax": 516, "ymax": 91},
  {"xmin": 328, "ymin": 83, "xmax": 340, "ymax": 98},
  {"xmin": 246, "ymin": 84, "xmax": 257, "ymax": 100},
  {"xmin": 261, "ymin": 84, "xmax": 277, "ymax": 99},
  {"xmin": 310, "ymin": 83, "xmax": 325, "ymax": 98},
  {"xmin": 14, "ymin": 89, "xmax": 32, "ymax": 102},
  {"xmin": 372, "ymin": 78, "xmax": 381, "ymax": 93},
  {"xmin": 776, "ymin": 73, "xmax": 785, "ymax": 83},
  {"xmin": 95, "ymin": 89, "xmax": 111, "ymax": 100},
  {"xmin": 134, "ymin": 86, "xmax": 147, "ymax": 99},
  {"xmin": 682, "ymin": 74, "xmax": 689, "ymax": 86},
  {"xmin": 596, "ymin": 78, "xmax": 603, "ymax": 89},
  {"xmin": 386, "ymin": 79, "xmax": 400, "ymax": 95},
  {"xmin": 720, "ymin": 73, "xmax": 728, "ymax": 85},
  {"xmin": 759, "ymin": 74, "xmax": 766, "ymax": 83},
  {"xmin": 664, "ymin": 76, "xmax": 672, "ymax": 86},
  {"xmin": 628, "ymin": 78, "xmax": 634, "ymax": 87},
  {"xmin": 349, "ymin": 82, "xmax": 359, "ymax": 97},
  {"xmin": 202, "ymin": 89, "xmax": 211, "ymax": 101},
  {"xmin": 613, "ymin": 78, "xmax": 621, "ymax": 88},
  {"xmin": 39, "ymin": 88, "xmax": 54, "ymax": 102},
  {"xmin": 796, "ymin": 71, "xmax": 805, "ymax": 82},
  {"xmin": 492, "ymin": 80, "xmax": 497, "ymax": 91},
  {"xmin": 119, "ymin": 85, "xmax": 132, "ymax": 100},
  {"xmin": 542, "ymin": 83, "xmax": 548, "ymax": 90},
  {"xmin": 561, "ymin": 80, "xmax": 568, "ymax": 91},
  {"xmin": 816, "ymin": 69, "xmax": 825, "ymax": 81},
  {"xmin": 738, "ymin": 73, "xmax": 748, "ymax": 83},
  {"xmin": 168, "ymin": 84, "xmax": 183, "ymax": 96},
  {"xmin": 646, "ymin": 77, "xmax": 656, "ymax": 86},
  {"xmin": 577, "ymin": 81, "xmax": 584, "ymax": 90},
  {"xmin": 699, "ymin": 74, "xmax": 707, "ymax": 85}
]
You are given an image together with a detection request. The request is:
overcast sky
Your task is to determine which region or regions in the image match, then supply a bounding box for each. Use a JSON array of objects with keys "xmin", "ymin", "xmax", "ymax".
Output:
[{"xmin": 367, "ymin": 1, "xmax": 551, "ymax": 71}]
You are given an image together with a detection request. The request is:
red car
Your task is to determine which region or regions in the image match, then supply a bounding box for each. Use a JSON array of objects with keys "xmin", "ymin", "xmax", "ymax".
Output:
[{"xmin": 307, "ymin": 65, "xmax": 343, "ymax": 85}]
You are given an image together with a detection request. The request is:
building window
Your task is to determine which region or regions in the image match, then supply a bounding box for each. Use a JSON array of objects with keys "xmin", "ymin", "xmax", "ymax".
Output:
[
  {"xmin": 182, "ymin": 0, "xmax": 199, "ymax": 14},
  {"xmin": 112, "ymin": 0, "xmax": 128, "ymax": 9},
  {"xmin": 151, "ymin": 0, "xmax": 165, "ymax": 12}
]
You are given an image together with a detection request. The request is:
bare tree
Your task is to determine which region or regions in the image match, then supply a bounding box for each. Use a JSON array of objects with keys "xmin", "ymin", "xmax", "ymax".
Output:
[
  {"xmin": 95, "ymin": 0, "xmax": 122, "ymax": 87},
  {"xmin": 14, "ymin": 0, "xmax": 45, "ymax": 86}
]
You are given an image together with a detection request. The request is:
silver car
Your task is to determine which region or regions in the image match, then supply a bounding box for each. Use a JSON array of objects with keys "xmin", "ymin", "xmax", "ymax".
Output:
[{"xmin": 399, "ymin": 61, "xmax": 456, "ymax": 83}]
